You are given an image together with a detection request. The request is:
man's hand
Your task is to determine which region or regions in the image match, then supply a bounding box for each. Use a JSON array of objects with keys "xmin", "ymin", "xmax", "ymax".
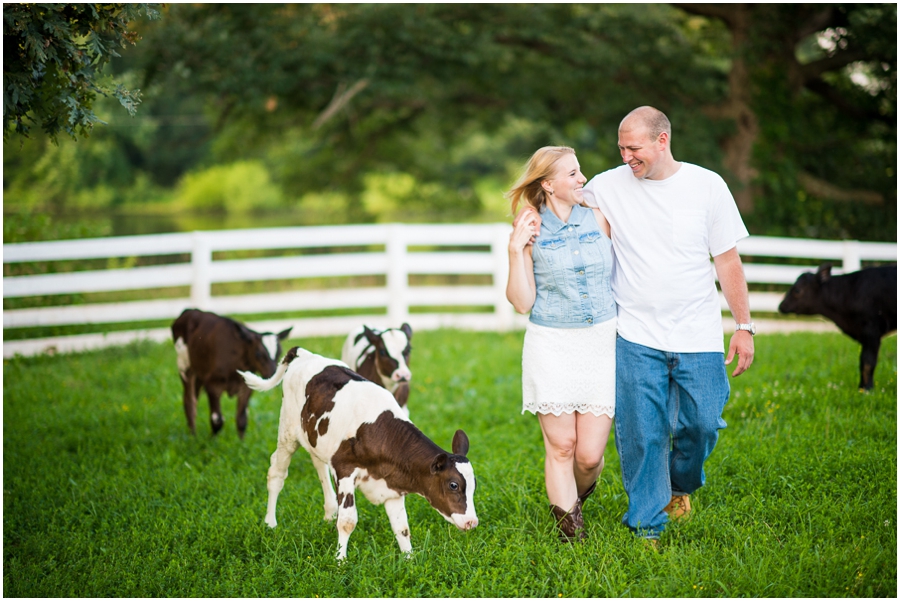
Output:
[
  {"xmin": 725, "ymin": 330, "xmax": 754, "ymax": 377},
  {"xmin": 714, "ymin": 247, "xmax": 754, "ymax": 377}
]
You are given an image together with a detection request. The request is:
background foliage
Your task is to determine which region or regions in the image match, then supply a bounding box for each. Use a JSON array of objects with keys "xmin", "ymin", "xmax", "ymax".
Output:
[
  {"xmin": 2, "ymin": 3, "xmax": 159, "ymax": 141},
  {"xmin": 3, "ymin": 3, "xmax": 896, "ymax": 241}
]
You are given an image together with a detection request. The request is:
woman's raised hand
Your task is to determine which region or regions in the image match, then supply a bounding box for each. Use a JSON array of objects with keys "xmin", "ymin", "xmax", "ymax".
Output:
[{"xmin": 510, "ymin": 208, "xmax": 539, "ymax": 252}]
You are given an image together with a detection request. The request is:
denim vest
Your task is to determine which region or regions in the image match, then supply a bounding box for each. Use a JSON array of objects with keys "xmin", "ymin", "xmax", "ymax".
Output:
[{"xmin": 530, "ymin": 204, "xmax": 616, "ymax": 328}]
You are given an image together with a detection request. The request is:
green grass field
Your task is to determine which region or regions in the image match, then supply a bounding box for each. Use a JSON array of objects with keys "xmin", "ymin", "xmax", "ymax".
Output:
[{"xmin": 3, "ymin": 330, "xmax": 896, "ymax": 597}]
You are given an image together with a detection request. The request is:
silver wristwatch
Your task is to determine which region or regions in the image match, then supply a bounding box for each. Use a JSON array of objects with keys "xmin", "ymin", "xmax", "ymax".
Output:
[{"xmin": 735, "ymin": 322, "xmax": 756, "ymax": 335}]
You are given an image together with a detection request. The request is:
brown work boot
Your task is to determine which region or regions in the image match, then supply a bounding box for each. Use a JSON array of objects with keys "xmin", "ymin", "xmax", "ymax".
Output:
[
  {"xmin": 549, "ymin": 500, "xmax": 586, "ymax": 542},
  {"xmin": 663, "ymin": 494, "xmax": 692, "ymax": 522}
]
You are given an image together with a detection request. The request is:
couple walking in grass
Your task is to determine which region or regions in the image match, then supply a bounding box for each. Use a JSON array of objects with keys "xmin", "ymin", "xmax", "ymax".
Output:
[{"xmin": 506, "ymin": 106, "xmax": 755, "ymax": 544}]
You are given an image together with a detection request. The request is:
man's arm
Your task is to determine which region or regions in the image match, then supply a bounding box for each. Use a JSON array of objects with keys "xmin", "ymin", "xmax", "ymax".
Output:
[{"xmin": 713, "ymin": 246, "xmax": 754, "ymax": 376}]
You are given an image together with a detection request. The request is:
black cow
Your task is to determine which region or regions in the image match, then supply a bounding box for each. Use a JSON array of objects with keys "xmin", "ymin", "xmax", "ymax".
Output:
[
  {"xmin": 779, "ymin": 264, "xmax": 896, "ymax": 390},
  {"xmin": 171, "ymin": 309, "xmax": 292, "ymax": 437}
]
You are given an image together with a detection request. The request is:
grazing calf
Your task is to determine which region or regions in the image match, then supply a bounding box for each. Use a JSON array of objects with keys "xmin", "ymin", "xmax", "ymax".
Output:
[
  {"xmin": 341, "ymin": 324, "xmax": 413, "ymax": 416},
  {"xmin": 778, "ymin": 264, "xmax": 897, "ymax": 390},
  {"xmin": 239, "ymin": 347, "xmax": 477, "ymax": 561},
  {"xmin": 171, "ymin": 309, "xmax": 292, "ymax": 437}
]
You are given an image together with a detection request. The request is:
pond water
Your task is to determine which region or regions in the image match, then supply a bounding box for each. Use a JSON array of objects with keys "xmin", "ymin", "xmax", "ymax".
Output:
[{"xmin": 4, "ymin": 208, "xmax": 504, "ymax": 243}]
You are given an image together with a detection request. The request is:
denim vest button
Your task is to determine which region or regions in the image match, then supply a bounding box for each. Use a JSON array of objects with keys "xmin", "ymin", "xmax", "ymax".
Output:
[
  {"xmin": 587, "ymin": 318, "xmax": 593, "ymax": 323},
  {"xmin": 568, "ymin": 227, "xmax": 573, "ymax": 232},
  {"xmin": 579, "ymin": 270, "xmax": 584, "ymax": 275},
  {"xmin": 574, "ymin": 250, "xmax": 579, "ymax": 255},
  {"xmin": 582, "ymin": 293, "xmax": 588, "ymax": 298}
]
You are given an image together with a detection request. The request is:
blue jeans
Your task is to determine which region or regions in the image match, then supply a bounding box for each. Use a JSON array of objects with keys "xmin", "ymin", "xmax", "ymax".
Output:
[{"xmin": 614, "ymin": 336, "xmax": 730, "ymax": 539}]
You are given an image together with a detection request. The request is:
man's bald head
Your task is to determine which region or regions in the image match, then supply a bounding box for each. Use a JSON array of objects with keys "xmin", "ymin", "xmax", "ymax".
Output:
[{"xmin": 619, "ymin": 106, "xmax": 671, "ymax": 142}]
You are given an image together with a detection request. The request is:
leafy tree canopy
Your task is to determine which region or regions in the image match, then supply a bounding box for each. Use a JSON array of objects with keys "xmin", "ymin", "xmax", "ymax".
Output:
[
  {"xmin": 3, "ymin": 3, "xmax": 160, "ymax": 142},
  {"xmin": 3, "ymin": 3, "xmax": 896, "ymax": 241}
]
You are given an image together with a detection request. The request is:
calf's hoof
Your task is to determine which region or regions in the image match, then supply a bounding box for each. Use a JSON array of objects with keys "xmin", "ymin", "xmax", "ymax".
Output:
[
  {"xmin": 210, "ymin": 413, "xmax": 224, "ymax": 435},
  {"xmin": 264, "ymin": 515, "xmax": 277, "ymax": 529}
]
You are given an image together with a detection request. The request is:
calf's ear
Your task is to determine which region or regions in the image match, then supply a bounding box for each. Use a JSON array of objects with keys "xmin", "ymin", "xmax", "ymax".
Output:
[
  {"xmin": 817, "ymin": 263, "xmax": 832, "ymax": 283},
  {"xmin": 452, "ymin": 429, "xmax": 469, "ymax": 457},
  {"xmin": 277, "ymin": 327, "xmax": 293, "ymax": 341},
  {"xmin": 431, "ymin": 453, "xmax": 449, "ymax": 473},
  {"xmin": 363, "ymin": 325, "xmax": 383, "ymax": 347},
  {"xmin": 393, "ymin": 381, "xmax": 410, "ymax": 406},
  {"xmin": 401, "ymin": 322, "xmax": 413, "ymax": 340}
]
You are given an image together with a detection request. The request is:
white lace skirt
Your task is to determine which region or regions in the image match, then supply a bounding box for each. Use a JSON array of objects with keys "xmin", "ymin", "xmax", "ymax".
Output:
[{"xmin": 521, "ymin": 317, "xmax": 616, "ymax": 417}]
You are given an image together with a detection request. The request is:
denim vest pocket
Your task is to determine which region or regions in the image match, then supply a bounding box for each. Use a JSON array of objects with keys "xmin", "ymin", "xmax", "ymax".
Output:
[
  {"xmin": 532, "ymin": 236, "xmax": 566, "ymax": 321},
  {"xmin": 536, "ymin": 236, "xmax": 566, "ymax": 251},
  {"xmin": 578, "ymin": 231, "xmax": 605, "ymax": 268}
]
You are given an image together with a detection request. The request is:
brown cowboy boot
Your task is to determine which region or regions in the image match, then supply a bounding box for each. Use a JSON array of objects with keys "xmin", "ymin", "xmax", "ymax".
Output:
[
  {"xmin": 578, "ymin": 481, "xmax": 597, "ymax": 504},
  {"xmin": 549, "ymin": 500, "xmax": 586, "ymax": 542},
  {"xmin": 578, "ymin": 457, "xmax": 603, "ymax": 505}
]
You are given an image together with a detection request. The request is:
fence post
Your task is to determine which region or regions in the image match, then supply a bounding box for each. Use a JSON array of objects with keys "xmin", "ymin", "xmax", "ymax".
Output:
[
  {"xmin": 493, "ymin": 223, "xmax": 515, "ymax": 330},
  {"xmin": 191, "ymin": 231, "xmax": 212, "ymax": 309},
  {"xmin": 387, "ymin": 224, "xmax": 409, "ymax": 324},
  {"xmin": 842, "ymin": 240, "xmax": 861, "ymax": 273}
]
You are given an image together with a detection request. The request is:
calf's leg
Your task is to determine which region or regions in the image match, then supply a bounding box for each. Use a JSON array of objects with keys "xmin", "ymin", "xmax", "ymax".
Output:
[
  {"xmin": 265, "ymin": 438, "xmax": 300, "ymax": 528},
  {"xmin": 235, "ymin": 386, "xmax": 252, "ymax": 438},
  {"xmin": 383, "ymin": 496, "xmax": 413, "ymax": 556},
  {"xmin": 335, "ymin": 477, "xmax": 359, "ymax": 561},
  {"xmin": 858, "ymin": 336, "xmax": 882, "ymax": 391},
  {"xmin": 205, "ymin": 384, "xmax": 225, "ymax": 435},
  {"xmin": 310, "ymin": 455, "xmax": 338, "ymax": 521},
  {"xmin": 182, "ymin": 372, "xmax": 198, "ymax": 435}
]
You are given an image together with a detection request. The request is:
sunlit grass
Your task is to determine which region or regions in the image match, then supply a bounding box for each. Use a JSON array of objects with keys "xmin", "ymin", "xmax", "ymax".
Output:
[{"xmin": 3, "ymin": 331, "xmax": 895, "ymax": 597}]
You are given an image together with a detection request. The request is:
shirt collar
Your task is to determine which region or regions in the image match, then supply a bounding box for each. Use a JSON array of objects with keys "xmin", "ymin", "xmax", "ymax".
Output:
[{"xmin": 540, "ymin": 204, "xmax": 586, "ymax": 234}]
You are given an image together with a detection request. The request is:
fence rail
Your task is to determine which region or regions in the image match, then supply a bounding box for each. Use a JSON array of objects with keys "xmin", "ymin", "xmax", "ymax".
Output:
[{"xmin": 3, "ymin": 224, "xmax": 896, "ymax": 358}]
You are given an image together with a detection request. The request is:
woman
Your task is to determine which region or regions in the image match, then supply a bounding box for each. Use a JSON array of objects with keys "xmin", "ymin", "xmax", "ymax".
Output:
[{"xmin": 506, "ymin": 146, "xmax": 616, "ymax": 542}]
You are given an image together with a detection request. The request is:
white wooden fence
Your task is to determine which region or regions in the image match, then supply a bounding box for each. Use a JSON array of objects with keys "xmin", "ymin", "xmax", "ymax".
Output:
[{"xmin": 3, "ymin": 224, "xmax": 897, "ymax": 358}]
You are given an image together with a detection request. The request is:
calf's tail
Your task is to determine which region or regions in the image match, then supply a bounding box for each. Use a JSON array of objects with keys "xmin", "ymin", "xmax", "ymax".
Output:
[{"xmin": 238, "ymin": 361, "xmax": 288, "ymax": 391}]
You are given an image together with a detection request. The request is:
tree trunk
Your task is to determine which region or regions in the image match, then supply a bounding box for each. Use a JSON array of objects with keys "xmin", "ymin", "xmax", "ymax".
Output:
[{"xmin": 688, "ymin": 4, "xmax": 758, "ymax": 214}]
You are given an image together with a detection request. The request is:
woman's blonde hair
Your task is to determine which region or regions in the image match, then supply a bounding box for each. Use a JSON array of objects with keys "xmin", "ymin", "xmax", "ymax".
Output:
[{"xmin": 505, "ymin": 146, "xmax": 575, "ymax": 215}]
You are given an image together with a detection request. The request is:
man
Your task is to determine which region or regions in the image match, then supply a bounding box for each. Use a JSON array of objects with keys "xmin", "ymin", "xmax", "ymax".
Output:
[{"xmin": 581, "ymin": 106, "xmax": 754, "ymax": 541}]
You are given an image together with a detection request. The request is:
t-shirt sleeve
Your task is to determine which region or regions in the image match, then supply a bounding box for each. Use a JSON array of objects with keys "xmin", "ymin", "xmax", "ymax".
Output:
[
  {"xmin": 708, "ymin": 175, "xmax": 749, "ymax": 256},
  {"xmin": 582, "ymin": 175, "xmax": 604, "ymax": 210}
]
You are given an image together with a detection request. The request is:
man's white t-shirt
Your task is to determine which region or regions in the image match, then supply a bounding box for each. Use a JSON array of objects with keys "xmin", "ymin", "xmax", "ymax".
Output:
[{"xmin": 582, "ymin": 163, "xmax": 749, "ymax": 353}]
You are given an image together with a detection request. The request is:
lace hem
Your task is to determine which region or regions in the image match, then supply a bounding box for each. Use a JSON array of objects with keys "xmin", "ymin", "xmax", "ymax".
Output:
[{"xmin": 522, "ymin": 403, "xmax": 615, "ymax": 418}]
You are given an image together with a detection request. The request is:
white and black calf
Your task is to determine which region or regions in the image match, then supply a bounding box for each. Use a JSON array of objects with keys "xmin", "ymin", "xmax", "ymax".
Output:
[
  {"xmin": 171, "ymin": 308, "xmax": 292, "ymax": 437},
  {"xmin": 341, "ymin": 324, "xmax": 413, "ymax": 416},
  {"xmin": 239, "ymin": 347, "xmax": 477, "ymax": 561}
]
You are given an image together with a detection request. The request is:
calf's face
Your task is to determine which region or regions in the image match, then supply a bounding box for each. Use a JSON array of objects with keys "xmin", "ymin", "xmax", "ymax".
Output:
[
  {"xmin": 363, "ymin": 324, "xmax": 412, "ymax": 383},
  {"xmin": 243, "ymin": 327, "xmax": 293, "ymax": 378},
  {"xmin": 779, "ymin": 265, "xmax": 830, "ymax": 315},
  {"xmin": 426, "ymin": 430, "xmax": 478, "ymax": 531}
]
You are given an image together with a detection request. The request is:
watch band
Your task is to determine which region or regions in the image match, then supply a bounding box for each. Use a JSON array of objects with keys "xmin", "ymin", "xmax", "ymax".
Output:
[{"xmin": 735, "ymin": 322, "xmax": 756, "ymax": 335}]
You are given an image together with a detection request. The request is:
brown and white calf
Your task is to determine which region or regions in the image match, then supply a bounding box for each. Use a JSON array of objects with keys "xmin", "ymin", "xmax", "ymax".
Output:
[
  {"xmin": 341, "ymin": 323, "xmax": 413, "ymax": 416},
  {"xmin": 239, "ymin": 347, "xmax": 477, "ymax": 560},
  {"xmin": 171, "ymin": 308, "xmax": 291, "ymax": 437}
]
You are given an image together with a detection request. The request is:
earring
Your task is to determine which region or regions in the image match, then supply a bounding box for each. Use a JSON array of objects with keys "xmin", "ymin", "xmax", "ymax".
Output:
[{"xmin": 549, "ymin": 190, "xmax": 554, "ymax": 195}]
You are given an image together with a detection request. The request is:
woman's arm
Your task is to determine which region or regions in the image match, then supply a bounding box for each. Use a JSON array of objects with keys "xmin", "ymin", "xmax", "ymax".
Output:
[{"xmin": 507, "ymin": 212, "xmax": 538, "ymax": 314}]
